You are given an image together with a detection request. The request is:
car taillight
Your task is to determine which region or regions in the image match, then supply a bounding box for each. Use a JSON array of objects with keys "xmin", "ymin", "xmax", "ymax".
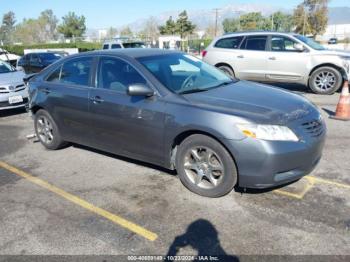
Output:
[{"xmin": 202, "ymin": 50, "xmax": 207, "ymax": 57}]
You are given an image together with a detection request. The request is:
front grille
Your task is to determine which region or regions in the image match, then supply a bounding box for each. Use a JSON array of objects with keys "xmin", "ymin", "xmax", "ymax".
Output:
[
  {"xmin": 0, "ymin": 84, "xmax": 26, "ymax": 94},
  {"xmin": 15, "ymin": 84, "xmax": 25, "ymax": 92},
  {"xmin": 301, "ymin": 119, "xmax": 324, "ymax": 138},
  {"xmin": 0, "ymin": 87, "xmax": 9, "ymax": 94},
  {"xmin": 0, "ymin": 97, "xmax": 28, "ymax": 108}
]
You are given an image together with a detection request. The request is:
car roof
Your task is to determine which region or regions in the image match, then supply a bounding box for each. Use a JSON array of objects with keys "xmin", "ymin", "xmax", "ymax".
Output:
[
  {"xmin": 83, "ymin": 48, "xmax": 183, "ymax": 59},
  {"xmin": 221, "ymin": 31, "xmax": 298, "ymax": 38}
]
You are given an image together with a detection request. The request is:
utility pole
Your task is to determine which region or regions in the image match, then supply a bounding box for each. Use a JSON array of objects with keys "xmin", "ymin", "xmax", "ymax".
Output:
[
  {"xmin": 271, "ymin": 13, "xmax": 274, "ymax": 31},
  {"xmin": 214, "ymin": 8, "xmax": 220, "ymax": 37}
]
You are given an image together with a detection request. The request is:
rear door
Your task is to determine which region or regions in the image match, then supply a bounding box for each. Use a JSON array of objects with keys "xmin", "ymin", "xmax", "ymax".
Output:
[
  {"xmin": 41, "ymin": 56, "xmax": 94, "ymax": 144},
  {"xmin": 88, "ymin": 56, "xmax": 166, "ymax": 165},
  {"xmin": 234, "ymin": 35, "xmax": 268, "ymax": 81},
  {"xmin": 265, "ymin": 35, "xmax": 310, "ymax": 82}
]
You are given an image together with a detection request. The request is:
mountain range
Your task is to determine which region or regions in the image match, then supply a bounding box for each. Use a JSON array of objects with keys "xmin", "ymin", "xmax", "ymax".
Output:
[
  {"xmin": 88, "ymin": 4, "xmax": 350, "ymax": 35},
  {"xmin": 126, "ymin": 4, "xmax": 350, "ymax": 31}
]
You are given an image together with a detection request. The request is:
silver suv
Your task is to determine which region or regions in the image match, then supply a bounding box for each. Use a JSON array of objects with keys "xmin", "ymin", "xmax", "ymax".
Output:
[{"xmin": 203, "ymin": 32, "xmax": 350, "ymax": 94}]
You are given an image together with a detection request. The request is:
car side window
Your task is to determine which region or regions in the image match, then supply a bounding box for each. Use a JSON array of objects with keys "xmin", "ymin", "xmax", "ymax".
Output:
[
  {"xmin": 241, "ymin": 36, "xmax": 267, "ymax": 51},
  {"xmin": 271, "ymin": 36, "xmax": 299, "ymax": 52},
  {"xmin": 60, "ymin": 57, "xmax": 93, "ymax": 86},
  {"xmin": 98, "ymin": 57, "xmax": 147, "ymax": 93},
  {"xmin": 30, "ymin": 54, "xmax": 39, "ymax": 63},
  {"xmin": 111, "ymin": 44, "xmax": 121, "ymax": 49},
  {"xmin": 46, "ymin": 66, "xmax": 62, "ymax": 82},
  {"xmin": 214, "ymin": 36, "xmax": 243, "ymax": 49},
  {"xmin": 103, "ymin": 44, "xmax": 109, "ymax": 50}
]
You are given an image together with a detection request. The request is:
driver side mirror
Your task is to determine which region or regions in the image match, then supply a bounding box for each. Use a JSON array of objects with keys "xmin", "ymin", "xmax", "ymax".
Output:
[
  {"xmin": 127, "ymin": 84, "xmax": 155, "ymax": 97},
  {"xmin": 294, "ymin": 43, "xmax": 305, "ymax": 52}
]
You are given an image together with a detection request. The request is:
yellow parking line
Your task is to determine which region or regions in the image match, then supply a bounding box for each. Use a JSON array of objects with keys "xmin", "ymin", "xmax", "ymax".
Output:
[
  {"xmin": 274, "ymin": 176, "xmax": 315, "ymax": 200},
  {"xmin": 274, "ymin": 189, "xmax": 304, "ymax": 199},
  {"xmin": 307, "ymin": 175, "xmax": 350, "ymax": 190},
  {"xmin": 0, "ymin": 161, "xmax": 158, "ymax": 241},
  {"xmin": 274, "ymin": 175, "xmax": 350, "ymax": 200}
]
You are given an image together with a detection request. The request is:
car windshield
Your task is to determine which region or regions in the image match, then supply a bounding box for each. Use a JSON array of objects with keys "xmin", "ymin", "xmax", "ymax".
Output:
[
  {"xmin": 137, "ymin": 53, "xmax": 235, "ymax": 94},
  {"xmin": 0, "ymin": 61, "xmax": 16, "ymax": 73},
  {"xmin": 38, "ymin": 53, "xmax": 61, "ymax": 61},
  {"xmin": 294, "ymin": 35, "xmax": 326, "ymax": 50}
]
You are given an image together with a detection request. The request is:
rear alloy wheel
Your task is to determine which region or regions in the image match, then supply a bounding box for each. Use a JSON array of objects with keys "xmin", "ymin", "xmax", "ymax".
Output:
[
  {"xmin": 309, "ymin": 66, "xmax": 342, "ymax": 95},
  {"xmin": 217, "ymin": 65, "xmax": 235, "ymax": 78},
  {"xmin": 34, "ymin": 109, "xmax": 67, "ymax": 150},
  {"xmin": 176, "ymin": 134, "xmax": 237, "ymax": 197}
]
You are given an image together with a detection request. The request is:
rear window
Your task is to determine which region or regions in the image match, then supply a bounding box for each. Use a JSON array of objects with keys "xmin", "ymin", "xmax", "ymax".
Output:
[
  {"xmin": 214, "ymin": 36, "xmax": 243, "ymax": 49},
  {"xmin": 241, "ymin": 36, "xmax": 267, "ymax": 51}
]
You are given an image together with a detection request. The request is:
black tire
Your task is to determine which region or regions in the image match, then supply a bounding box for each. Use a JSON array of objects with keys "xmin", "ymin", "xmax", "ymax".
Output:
[
  {"xmin": 34, "ymin": 109, "xmax": 67, "ymax": 150},
  {"xmin": 217, "ymin": 64, "xmax": 235, "ymax": 78},
  {"xmin": 175, "ymin": 134, "xmax": 237, "ymax": 198},
  {"xmin": 309, "ymin": 66, "xmax": 343, "ymax": 95}
]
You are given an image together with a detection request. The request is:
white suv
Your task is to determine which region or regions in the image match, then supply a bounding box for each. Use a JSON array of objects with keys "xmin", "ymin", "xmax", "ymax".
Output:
[
  {"xmin": 102, "ymin": 40, "xmax": 146, "ymax": 50},
  {"xmin": 203, "ymin": 32, "xmax": 350, "ymax": 94}
]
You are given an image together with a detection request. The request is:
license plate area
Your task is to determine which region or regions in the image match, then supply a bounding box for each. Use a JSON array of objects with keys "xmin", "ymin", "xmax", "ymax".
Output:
[{"xmin": 8, "ymin": 95, "xmax": 23, "ymax": 104}]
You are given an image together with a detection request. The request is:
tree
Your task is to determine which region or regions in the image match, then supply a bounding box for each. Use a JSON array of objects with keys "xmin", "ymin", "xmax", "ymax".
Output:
[
  {"xmin": 120, "ymin": 26, "xmax": 133, "ymax": 37},
  {"xmin": 293, "ymin": 0, "xmax": 329, "ymax": 37},
  {"xmin": 305, "ymin": 0, "xmax": 329, "ymax": 37},
  {"xmin": 106, "ymin": 27, "xmax": 118, "ymax": 39},
  {"xmin": 38, "ymin": 9, "xmax": 59, "ymax": 41},
  {"xmin": 0, "ymin": 11, "xmax": 16, "ymax": 44},
  {"xmin": 222, "ymin": 12, "xmax": 270, "ymax": 33},
  {"xmin": 13, "ymin": 18, "xmax": 41, "ymax": 44},
  {"xmin": 239, "ymin": 12, "xmax": 270, "ymax": 31},
  {"xmin": 57, "ymin": 12, "xmax": 86, "ymax": 38},
  {"xmin": 175, "ymin": 11, "xmax": 196, "ymax": 39},
  {"xmin": 141, "ymin": 16, "xmax": 159, "ymax": 42},
  {"xmin": 222, "ymin": 18, "xmax": 241, "ymax": 33},
  {"xmin": 270, "ymin": 11, "xmax": 293, "ymax": 32},
  {"xmin": 159, "ymin": 16, "xmax": 177, "ymax": 35}
]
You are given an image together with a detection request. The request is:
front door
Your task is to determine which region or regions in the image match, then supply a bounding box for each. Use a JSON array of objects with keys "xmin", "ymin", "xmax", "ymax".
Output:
[
  {"xmin": 265, "ymin": 35, "xmax": 310, "ymax": 83},
  {"xmin": 88, "ymin": 56, "xmax": 166, "ymax": 165}
]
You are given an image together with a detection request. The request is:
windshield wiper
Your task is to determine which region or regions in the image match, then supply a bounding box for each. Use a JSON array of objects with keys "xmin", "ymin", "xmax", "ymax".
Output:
[
  {"xmin": 177, "ymin": 88, "xmax": 208, "ymax": 95},
  {"xmin": 206, "ymin": 80, "xmax": 234, "ymax": 90}
]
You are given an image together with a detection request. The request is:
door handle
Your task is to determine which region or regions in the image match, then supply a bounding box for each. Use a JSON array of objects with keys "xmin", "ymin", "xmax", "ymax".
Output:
[
  {"xmin": 90, "ymin": 96, "xmax": 104, "ymax": 104},
  {"xmin": 268, "ymin": 57, "xmax": 276, "ymax": 60},
  {"xmin": 237, "ymin": 55, "xmax": 244, "ymax": 58}
]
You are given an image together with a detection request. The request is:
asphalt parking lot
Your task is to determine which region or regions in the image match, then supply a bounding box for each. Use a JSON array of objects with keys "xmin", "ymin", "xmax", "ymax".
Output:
[{"xmin": 0, "ymin": 83, "xmax": 349, "ymax": 258}]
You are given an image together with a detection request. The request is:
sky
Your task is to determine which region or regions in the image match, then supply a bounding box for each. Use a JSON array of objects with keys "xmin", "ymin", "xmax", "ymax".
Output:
[{"xmin": 1, "ymin": 0, "xmax": 349, "ymax": 29}]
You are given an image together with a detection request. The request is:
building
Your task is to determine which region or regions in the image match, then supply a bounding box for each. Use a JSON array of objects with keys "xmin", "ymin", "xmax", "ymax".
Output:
[{"xmin": 320, "ymin": 23, "xmax": 350, "ymax": 41}]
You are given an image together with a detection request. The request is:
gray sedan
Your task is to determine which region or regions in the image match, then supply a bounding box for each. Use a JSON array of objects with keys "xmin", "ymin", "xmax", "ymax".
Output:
[
  {"xmin": 0, "ymin": 60, "xmax": 28, "ymax": 110},
  {"xmin": 27, "ymin": 49, "xmax": 326, "ymax": 197}
]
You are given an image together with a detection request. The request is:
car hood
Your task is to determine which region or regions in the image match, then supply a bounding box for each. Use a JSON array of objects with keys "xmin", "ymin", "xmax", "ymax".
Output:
[
  {"xmin": 0, "ymin": 71, "xmax": 26, "ymax": 85},
  {"xmin": 183, "ymin": 80, "xmax": 318, "ymax": 125},
  {"xmin": 317, "ymin": 49, "xmax": 350, "ymax": 58}
]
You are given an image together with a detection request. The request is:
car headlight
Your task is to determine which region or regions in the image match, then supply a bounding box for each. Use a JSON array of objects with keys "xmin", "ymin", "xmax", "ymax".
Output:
[{"xmin": 237, "ymin": 124, "xmax": 299, "ymax": 142}]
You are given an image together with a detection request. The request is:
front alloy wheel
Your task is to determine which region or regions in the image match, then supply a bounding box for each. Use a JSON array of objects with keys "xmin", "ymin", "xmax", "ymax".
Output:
[
  {"xmin": 309, "ymin": 66, "xmax": 342, "ymax": 94},
  {"xmin": 184, "ymin": 147, "xmax": 225, "ymax": 189},
  {"xmin": 176, "ymin": 134, "xmax": 237, "ymax": 197}
]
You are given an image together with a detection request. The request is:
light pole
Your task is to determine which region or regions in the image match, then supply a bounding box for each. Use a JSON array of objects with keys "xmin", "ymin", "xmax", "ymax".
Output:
[{"xmin": 214, "ymin": 8, "xmax": 220, "ymax": 37}]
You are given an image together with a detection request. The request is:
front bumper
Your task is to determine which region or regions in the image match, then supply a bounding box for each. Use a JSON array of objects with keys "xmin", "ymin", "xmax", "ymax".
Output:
[
  {"xmin": 0, "ymin": 89, "xmax": 29, "ymax": 110},
  {"xmin": 223, "ymin": 124, "xmax": 326, "ymax": 189}
]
